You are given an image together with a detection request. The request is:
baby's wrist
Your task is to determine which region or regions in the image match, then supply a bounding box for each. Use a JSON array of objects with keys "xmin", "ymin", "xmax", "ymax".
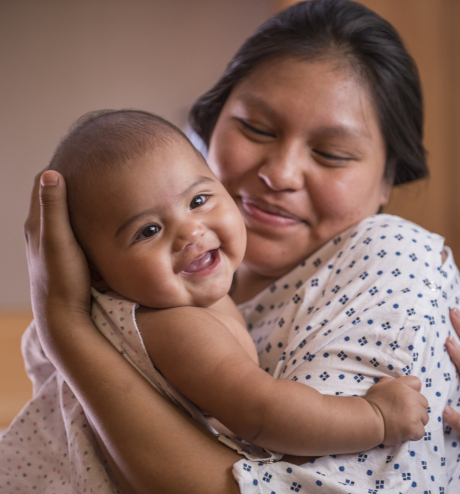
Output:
[{"xmin": 362, "ymin": 397, "xmax": 385, "ymax": 444}]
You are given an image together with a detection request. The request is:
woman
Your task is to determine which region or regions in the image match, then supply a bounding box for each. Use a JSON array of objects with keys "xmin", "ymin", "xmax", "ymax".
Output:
[{"xmin": 13, "ymin": 0, "xmax": 460, "ymax": 492}]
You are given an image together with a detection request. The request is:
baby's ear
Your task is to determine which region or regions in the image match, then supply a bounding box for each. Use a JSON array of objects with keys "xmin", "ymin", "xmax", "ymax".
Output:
[{"xmin": 89, "ymin": 265, "xmax": 111, "ymax": 292}]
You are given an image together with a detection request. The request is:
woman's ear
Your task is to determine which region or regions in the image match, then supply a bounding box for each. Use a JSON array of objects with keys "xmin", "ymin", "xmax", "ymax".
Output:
[
  {"xmin": 379, "ymin": 182, "xmax": 392, "ymax": 210},
  {"xmin": 380, "ymin": 159, "xmax": 396, "ymax": 208},
  {"xmin": 89, "ymin": 265, "xmax": 111, "ymax": 292}
]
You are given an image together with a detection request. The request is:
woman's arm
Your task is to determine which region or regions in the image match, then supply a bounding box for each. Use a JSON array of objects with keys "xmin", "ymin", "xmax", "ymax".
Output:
[
  {"xmin": 444, "ymin": 308, "xmax": 460, "ymax": 431},
  {"xmin": 25, "ymin": 171, "xmax": 241, "ymax": 494}
]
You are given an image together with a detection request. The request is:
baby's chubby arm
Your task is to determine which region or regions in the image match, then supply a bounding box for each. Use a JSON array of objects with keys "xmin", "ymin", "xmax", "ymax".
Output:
[{"xmin": 137, "ymin": 307, "xmax": 429, "ymax": 456}]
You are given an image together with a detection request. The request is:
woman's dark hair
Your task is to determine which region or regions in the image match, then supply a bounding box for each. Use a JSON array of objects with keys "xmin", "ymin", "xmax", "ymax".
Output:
[{"xmin": 189, "ymin": 0, "xmax": 427, "ymax": 185}]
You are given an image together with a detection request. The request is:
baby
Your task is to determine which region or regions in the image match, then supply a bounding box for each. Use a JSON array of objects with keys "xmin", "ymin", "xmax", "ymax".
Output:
[{"xmin": 49, "ymin": 109, "xmax": 428, "ymax": 458}]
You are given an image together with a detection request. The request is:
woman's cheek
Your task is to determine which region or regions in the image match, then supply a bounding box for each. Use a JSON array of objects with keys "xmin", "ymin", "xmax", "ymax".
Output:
[{"xmin": 210, "ymin": 133, "xmax": 256, "ymax": 185}]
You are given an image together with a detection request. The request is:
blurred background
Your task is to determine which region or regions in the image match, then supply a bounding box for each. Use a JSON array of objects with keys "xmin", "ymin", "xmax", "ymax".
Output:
[{"xmin": 0, "ymin": 0, "xmax": 459, "ymax": 428}]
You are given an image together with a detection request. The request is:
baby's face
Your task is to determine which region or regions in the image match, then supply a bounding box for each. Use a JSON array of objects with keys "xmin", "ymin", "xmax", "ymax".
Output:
[{"xmin": 82, "ymin": 139, "xmax": 247, "ymax": 308}]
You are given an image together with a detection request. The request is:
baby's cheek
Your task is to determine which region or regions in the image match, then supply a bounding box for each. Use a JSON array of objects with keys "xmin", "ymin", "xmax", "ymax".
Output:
[{"xmin": 224, "ymin": 210, "xmax": 246, "ymax": 260}]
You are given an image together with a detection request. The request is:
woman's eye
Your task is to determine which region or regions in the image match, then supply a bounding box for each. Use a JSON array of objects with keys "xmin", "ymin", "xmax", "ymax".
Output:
[
  {"xmin": 240, "ymin": 120, "xmax": 274, "ymax": 138},
  {"xmin": 136, "ymin": 224, "xmax": 160, "ymax": 240},
  {"xmin": 190, "ymin": 194, "xmax": 209, "ymax": 210},
  {"xmin": 313, "ymin": 149, "xmax": 351, "ymax": 162}
]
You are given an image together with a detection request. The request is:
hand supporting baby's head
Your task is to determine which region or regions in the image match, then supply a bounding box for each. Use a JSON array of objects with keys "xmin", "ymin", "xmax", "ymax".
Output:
[{"xmin": 49, "ymin": 110, "xmax": 196, "ymax": 255}]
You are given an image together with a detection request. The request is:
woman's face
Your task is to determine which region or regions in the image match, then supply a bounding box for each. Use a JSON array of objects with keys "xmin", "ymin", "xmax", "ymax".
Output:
[{"xmin": 207, "ymin": 57, "xmax": 391, "ymax": 291}]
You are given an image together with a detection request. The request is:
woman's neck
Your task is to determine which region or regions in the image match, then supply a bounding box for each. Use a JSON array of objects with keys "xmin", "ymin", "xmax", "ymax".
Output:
[{"xmin": 230, "ymin": 264, "xmax": 280, "ymax": 305}]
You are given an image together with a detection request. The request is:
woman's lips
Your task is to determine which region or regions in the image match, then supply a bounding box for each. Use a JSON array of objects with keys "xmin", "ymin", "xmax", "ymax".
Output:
[
  {"xmin": 240, "ymin": 198, "xmax": 305, "ymax": 227},
  {"xmin": 181, "ymin": 249, "xmax": 220, "ymax": 275}
]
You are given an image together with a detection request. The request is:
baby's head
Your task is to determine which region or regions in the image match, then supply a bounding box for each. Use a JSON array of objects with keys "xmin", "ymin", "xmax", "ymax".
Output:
[{"xmin": 49, "ymin": 110, "xmax": 246, "ymax": 309}]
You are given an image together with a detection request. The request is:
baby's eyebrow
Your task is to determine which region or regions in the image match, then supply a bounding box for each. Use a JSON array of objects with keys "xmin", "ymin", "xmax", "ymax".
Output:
[
  {"xmin": 114, "ymin": 175, "xmax": 215, "ymax": 238},
  {"xmin": 178, "ymin": 176, "xmax": 215, "ymax": 199}
]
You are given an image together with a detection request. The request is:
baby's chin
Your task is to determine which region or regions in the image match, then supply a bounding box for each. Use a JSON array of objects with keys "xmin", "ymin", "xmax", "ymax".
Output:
[
  {"xmin": 154, "ymin": 288, "xmax": 231, "ymax": 310},
  {"xmin": 90, "ymin": 278, "xmax": 112, "ymax": 293},
  {"xmin": 93, "ymin": 277, "xmax": 233, "ymax": 310}
]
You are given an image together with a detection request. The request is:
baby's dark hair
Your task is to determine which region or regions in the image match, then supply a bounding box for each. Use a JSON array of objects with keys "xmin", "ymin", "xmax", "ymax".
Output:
[{"xmin": 49, "ymin": 109, "xmax": 197, "ymax": 243}]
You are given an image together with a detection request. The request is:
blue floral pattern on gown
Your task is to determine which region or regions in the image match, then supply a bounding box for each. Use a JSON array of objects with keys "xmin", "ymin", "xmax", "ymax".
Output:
[{"xmin": 233, "ymin": 215, "xmax": 460, "ymax": 493}]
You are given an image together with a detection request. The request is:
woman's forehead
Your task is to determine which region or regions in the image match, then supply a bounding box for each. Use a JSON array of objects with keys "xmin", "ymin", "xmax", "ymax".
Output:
[
  {"xmin": 228, "ymin": 57, "xmax": 379, "ymax": 138},
  {"xmin": 235, "ymin": 57, "xmax": 366, "ymax": 103}
]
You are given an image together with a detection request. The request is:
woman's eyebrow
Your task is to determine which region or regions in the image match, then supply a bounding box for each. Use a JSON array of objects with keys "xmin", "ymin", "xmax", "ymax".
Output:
[
  {"xmin": 311, "ymin": 125, "xmax": 370, "ymax": 140},
  {"xmin": 114, "ymin": 176, "xmax": 215, "ymax": 238},
  {"xmin": 236, "ymin": 94, "xmax": 280, "ymax": 120}
]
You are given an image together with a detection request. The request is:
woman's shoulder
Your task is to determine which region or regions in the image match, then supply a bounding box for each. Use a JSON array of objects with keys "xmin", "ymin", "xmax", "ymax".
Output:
[
  {"xmin": 337, "ymin": 214, "xmax": 445, "ymax": 260},
  {"xmin": 238, "ymin": 214, "xmax": 449, "ymax": 313},
  {"xmin": 331, "ymin": 214, "xmax": 458, "ymax": 294},
  {"xmin": 349, "ymin": 214, "xmax": 443, "ymax": 241}
]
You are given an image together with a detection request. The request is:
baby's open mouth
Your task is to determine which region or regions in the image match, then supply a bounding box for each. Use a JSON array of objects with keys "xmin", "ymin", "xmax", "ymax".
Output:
[{"xmin": 182, "ymin": 249, "xmax": 218, "ymax": 273}]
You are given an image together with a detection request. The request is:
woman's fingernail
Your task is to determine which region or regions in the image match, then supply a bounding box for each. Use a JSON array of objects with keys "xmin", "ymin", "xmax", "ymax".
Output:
[
  {"xmin": 447, "ymin": 336, "xmax": 458, "ymax": 347},
  {"xmin": 443, "ymin": 405, "xmax": 453, "ymax": 419},
  {"xmin": 41, "ymin": 172, "xmax": 59, "ymax": 187},
  {"xmin": 451, "ymin": 307, "xmax": 460, "ymax": 319}
]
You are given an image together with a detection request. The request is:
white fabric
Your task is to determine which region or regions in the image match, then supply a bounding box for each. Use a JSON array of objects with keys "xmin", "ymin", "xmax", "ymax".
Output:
[
  {"xmin": 2, "ymin": 214, "xmax": 460, "ymax": 493},
  {"xmin": 0, "ymin": 326, "xmax": 122, "ymax": 493},
  {"xmin": 90, "ymin": 290, "xmax": 281, "ymax": 463},
  {"xmin": 0, "ymin": 290, "xmax": 278, "ymax": 492},
  {"xmin": 233, "ymin": 214, "xmax": 460, "ymax": 493}
]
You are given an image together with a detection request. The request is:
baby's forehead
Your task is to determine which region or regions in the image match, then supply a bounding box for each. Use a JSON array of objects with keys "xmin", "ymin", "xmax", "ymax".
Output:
[{"xmin": 84, "ymin": 148, "xmax": 211, "ymax": 208}]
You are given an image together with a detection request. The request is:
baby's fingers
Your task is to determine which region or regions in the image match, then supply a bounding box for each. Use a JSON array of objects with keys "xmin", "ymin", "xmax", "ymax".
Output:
[
  {"xmin": 398, "ymin": 375, "xmax": 422, "ymax": 392},
  {"xmin": 409, "ymin": 419, "xmax": 427, "ymax": 441}
]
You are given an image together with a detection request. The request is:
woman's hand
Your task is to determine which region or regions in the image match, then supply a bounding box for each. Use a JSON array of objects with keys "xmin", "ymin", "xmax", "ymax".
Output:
[
  {"xmin": 444, "ymin": 308, "xmax": 460, "ymax": 431},
  {"xmin": 24, "ymin": 170, "xmax": 91, "ymax": 352},
  {"xmin": 24, "ymin": 170, "xmax": 241, "ymax": 494}
]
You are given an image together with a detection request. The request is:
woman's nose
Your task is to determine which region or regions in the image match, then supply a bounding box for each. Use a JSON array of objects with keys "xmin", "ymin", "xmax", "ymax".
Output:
[
  {"xmin": 172, "ymin": 220, "xmax": 205, "ymax": 252},
  {"xmin": 257, "ymin": 143, "xmax": 305, "ymax": 192}
]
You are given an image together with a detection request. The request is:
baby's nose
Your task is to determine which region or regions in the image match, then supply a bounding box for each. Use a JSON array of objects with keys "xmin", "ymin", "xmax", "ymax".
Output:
[{"xmin": 173, "ymin": 221, "xmax": 205, "ymax": 251}]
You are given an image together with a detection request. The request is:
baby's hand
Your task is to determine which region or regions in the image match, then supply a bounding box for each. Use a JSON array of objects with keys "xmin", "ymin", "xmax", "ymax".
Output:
[{"xmin": 364, "ymin": 376, "xmax": 429, "ymax": 446}]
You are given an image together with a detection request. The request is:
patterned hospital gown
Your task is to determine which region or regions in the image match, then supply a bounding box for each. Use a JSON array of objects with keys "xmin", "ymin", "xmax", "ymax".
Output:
[
  {"xmin": 233, "ymin": 214, "xmax": 460, "ymax": 493},
  {"xmin": 1, "ymin": 214, "xmax": 459, "ymax": 493}
]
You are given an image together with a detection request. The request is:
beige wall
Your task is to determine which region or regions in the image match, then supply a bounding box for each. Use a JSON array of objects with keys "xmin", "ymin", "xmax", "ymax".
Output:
[
  {"xmin": 0, "ymin": 0, "xmax": 271, "ymax": 428},
  {"xmin": 2, "ymin": 0, "xmax": 459, "ymax": 425},
  {"xmin": 0, "ymin": 0, "xmax": 271, "ymax": 310},
  {"xmin": 6, "ymin": 0, "xmax": 458, "ymax": 310},
  {"xmin": 276, "ymin": 0, "xmax": 460, "ymax": 263},
  {"xmin": 0, "ymin": 312, "xmax": 33, "ymax": 428}
]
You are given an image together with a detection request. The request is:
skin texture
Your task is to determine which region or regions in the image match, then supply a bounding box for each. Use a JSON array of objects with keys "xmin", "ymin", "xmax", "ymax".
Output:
[
  {"xmin": 80, "ymin": 139, "xmax": 247, "ymax": 309},
  {"xmin": 445, "ymin": 309, "xmax": 460, "ymax": 429},
  {"xmin": 208, "ymin": 58, "xmax": 391, "ymax": 303},
  {"xmin": 28, "ymin": 170, "xmax": 243, "ymax": 494},
  {"xmin": 66, "ymin": 125, "xmax": 428, "ymax": 456},
  {"xmin": 23, "ymin": 56, "xmax": 460, "ymax": 492}
]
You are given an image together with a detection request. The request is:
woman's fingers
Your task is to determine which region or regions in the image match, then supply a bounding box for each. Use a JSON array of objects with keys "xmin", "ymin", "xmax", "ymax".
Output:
[
  {"xmin": 449, "ymin": 307, "xmax": 460, "ymax": 338},
  {"xmin": 445, "ymin": 309, "xmax": 460, "ymax": 433},
  {"xmin": 447, "ymin": 308, "xmax": 460, "ymax": 373},
  {"xmin": 446, "ymin": 335, "xmax": 460, "ymax": 370},
  {"xmin": 24, "ymin": 167, "xmax": 48, "ymax": 260},
  {"xmin": 443, "ymin": 405, "xmax": 460, "ymax": 432},
  {"xmin": 26, "ymin": 170, "xmax": 91, "ymax": 322},
  {"xmin": 39, "ymin": 171, "xmax": 72, "ymax": 258}
]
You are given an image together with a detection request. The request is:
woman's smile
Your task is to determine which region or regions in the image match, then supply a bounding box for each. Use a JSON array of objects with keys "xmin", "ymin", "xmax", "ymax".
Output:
[
  {"xmin": 208, "ymin": 57, "xmax": 390, "ymax": 294},
  {"xmin": 239, "ymin": 196, "xmax": 305, "ymax": 227}
]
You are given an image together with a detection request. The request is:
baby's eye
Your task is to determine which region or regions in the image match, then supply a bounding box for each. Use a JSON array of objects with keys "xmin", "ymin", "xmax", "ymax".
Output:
[
  {"xmin": 136, "ymin": 224, "xmax": 160, "ymax": 240},
  {"xmin": 190, "ymin": 194, "xmax": 209, "ymax": 210}
]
